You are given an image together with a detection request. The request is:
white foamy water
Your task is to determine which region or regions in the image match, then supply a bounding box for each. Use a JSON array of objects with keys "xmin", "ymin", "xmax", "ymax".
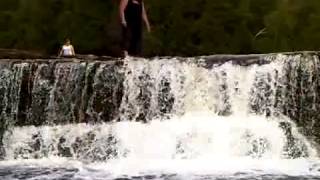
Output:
[
  {"xmin": 2, "ymin": 113, "xmax": 320, "ymax": 178},
  {"xmin": 1, "ymin": 55, "xmax": 320, "ymax": 179}
]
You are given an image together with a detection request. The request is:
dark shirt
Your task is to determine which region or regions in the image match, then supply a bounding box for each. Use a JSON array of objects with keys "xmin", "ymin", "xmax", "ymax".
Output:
[
  {"xmin": 125, "ymin": 0, "xmax": 143, "ymax": 27},
  {"xmin": 122, "ymin": 0, "xmax": 144, "ymax": 56}
]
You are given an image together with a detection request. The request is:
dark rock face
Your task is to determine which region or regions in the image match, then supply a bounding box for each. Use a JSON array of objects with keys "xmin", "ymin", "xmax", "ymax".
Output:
[
  {"xmin": 0, "ymin": 60, "xmax": 124, "ymax": 128},
  {"xmin": 247, "ymin": 54, "xmax": 320, "ymax": 146}
]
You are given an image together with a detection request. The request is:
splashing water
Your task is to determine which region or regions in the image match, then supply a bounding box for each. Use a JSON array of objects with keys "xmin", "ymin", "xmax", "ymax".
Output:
[{"xmin": 1, "ymin": 54, "xmax": 320, "ymax": 179}]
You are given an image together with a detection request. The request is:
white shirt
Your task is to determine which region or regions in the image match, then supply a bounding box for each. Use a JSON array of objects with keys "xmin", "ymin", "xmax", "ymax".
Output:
[{"xmin": 62, "ymin": 45, "xmax": 74, "ymax": 56}]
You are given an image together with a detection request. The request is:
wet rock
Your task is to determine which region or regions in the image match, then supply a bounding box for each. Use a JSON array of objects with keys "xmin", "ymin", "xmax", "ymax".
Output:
[
  {"xmin": 0, "ymin": 49, "xmax": 45, "ymax": 59},
  {"xmin": 279, "ymin": 121, "xmax": 309, "ymax": 158},
  {"xmin": 58, "ymin": 137, "xmax": 72, "ymax": 158},
  {"xmin": 0, "ymin": 145, "xmax": 5, "ymax": 160},
  {"xmin": 71, "ymin": 131, "xmax": 120, "ymax": 162}
]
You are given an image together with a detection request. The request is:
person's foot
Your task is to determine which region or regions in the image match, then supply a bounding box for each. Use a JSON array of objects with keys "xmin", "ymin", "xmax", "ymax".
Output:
[{"xmin": 72, "ymin": 58, "xmax": 80, "ymax": 63}]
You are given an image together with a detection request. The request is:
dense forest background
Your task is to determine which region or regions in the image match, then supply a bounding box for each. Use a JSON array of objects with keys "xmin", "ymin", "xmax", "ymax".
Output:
[{"xmin": 0, "ymin": 0, "xmax": 320, "ymax": 57}]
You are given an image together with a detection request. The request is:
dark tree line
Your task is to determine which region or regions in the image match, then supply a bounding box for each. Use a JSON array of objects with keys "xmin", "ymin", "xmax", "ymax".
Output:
[{"xmin": 0, "ymin": 0, "xmax": 320, "ymax": 57}]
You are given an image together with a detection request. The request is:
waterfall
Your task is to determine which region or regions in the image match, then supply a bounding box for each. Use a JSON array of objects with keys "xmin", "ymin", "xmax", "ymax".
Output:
[{"xmin": 0, "ymin": 53, "xmax": 320, "ymax": 177}]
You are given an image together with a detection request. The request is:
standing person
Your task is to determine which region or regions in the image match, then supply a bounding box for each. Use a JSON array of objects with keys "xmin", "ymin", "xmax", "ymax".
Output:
[
  {"xmin": 119, "ymin": 0, "xmax": 151, "ymax": 57},
  {"xmin": 58, "ymin": 38, "xmax": 76, "ymax": 57}
]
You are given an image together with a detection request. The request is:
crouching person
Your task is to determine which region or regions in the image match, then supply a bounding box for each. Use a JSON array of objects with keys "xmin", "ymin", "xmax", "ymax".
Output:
[{"xmin": 58, "ymin": 38, "xmax": 75, "ymax": 58}]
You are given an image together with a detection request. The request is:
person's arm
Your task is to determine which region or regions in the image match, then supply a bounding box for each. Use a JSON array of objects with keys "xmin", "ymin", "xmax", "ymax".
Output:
[
  {"xmin": 58, "ymin": 47, "xmax": 63, "ymax": 57},
  {"xmin": 142, "ymin": 2, "xmax": 151, "ymax": 32},
  {"xmin": 71, "ymin": 45, "xmax": 75, "ymax": 56},
  {"xmin": 119, "ymin": 0, "xmax": 128, "ymax": 27}
]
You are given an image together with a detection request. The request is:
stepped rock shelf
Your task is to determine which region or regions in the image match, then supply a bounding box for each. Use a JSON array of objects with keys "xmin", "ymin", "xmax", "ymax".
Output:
[{"xmin": 0, "ymin": 52, "xmax": 320, "ymax": 150}]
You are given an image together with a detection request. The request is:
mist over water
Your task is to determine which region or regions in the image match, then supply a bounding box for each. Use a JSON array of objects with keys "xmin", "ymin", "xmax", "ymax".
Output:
[{"xmin": 1, "ymin": 54, "xmax": 320, "ymax": 179}]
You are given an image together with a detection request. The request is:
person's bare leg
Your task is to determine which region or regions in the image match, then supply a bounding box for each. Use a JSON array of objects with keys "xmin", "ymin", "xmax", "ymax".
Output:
[{"xmin": 123, "ymin": 50, "xmax": 128, "ymax": 57}]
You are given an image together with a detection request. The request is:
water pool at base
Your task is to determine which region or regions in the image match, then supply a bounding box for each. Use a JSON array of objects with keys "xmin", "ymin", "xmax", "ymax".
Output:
[{"xmin": 1, "ymin": 158, "xmax": 320, "ymax": 180}]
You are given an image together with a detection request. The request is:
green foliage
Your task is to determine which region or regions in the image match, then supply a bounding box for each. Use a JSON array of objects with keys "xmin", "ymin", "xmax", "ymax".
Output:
[{"xmin": 0, "ymin": 0, "xmax": 320, "ymax": 56}]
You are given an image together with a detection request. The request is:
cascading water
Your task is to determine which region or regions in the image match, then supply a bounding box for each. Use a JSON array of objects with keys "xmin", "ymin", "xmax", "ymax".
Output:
[{"xmin": 0, "ymin": 54, "xmax": 320, "ymax": 179}]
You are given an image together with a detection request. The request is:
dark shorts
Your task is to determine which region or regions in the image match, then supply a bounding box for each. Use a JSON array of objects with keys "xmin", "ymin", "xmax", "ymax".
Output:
[{"xmin": 121, "ymin": 24, "xmax": 143, "ymax": 56}]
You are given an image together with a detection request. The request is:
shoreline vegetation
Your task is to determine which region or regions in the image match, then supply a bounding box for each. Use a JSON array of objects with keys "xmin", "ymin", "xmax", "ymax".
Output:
[{"xmin": 1, "ymin": 1, "xmax": 320, "ymax": 57}]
